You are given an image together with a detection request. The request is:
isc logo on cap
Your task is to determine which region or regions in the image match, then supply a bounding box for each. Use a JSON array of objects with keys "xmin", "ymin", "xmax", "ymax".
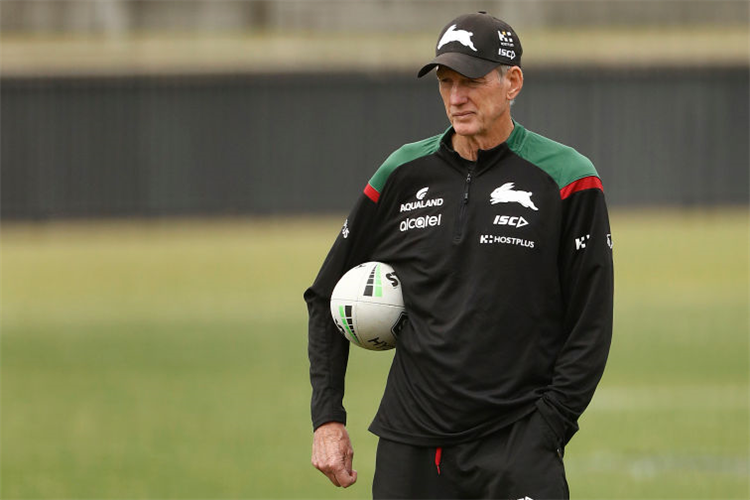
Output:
[{"xmin": 499, "ymin": 48, "xmax": 516, "ymax": 60}]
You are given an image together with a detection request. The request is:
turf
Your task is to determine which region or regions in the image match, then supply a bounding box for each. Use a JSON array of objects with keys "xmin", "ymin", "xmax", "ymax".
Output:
[{"xmin": 1, "ymin": 209, "xmax": 748, "ymax": 498}]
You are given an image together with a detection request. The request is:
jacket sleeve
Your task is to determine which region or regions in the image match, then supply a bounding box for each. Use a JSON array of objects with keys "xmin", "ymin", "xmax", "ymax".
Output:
[
  {"xmin": 304, "ymin": 191, "xmax": 380, "ymax": 431},
  {"xmin": 536, "ymin": 182, "xmax": 614, "ymax": 445}
]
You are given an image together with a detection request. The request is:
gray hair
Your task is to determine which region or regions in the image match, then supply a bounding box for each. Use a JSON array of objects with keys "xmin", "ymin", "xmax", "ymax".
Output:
[{"xmin": 496, "ymin": 65, "xmax": 513, "ymax": 79}]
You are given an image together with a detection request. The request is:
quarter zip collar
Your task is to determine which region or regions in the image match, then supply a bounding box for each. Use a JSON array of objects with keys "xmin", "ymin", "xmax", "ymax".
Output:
[{"xmin": 438, "ymin": 121, "xmax": 526, "ymax": 176}]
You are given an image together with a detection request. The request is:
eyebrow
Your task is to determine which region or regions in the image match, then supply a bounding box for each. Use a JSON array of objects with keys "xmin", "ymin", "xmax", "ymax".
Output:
[{"xmin": 436, "ymin": 71, "xmax": 488, "ymax": 84}]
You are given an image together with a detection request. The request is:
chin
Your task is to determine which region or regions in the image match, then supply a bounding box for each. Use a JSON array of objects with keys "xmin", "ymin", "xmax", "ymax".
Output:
[{"xmin": 452, "ymin": 123, "xmax": 480, "ymax": 137}]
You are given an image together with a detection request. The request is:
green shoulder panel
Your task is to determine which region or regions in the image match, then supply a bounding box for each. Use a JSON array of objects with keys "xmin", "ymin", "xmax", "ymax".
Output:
[
  {"xmin": 368, "ymin": 133, "xmax": 443, "ymax": 194},
  {"xmin": 507, "ymin": 123, "xmax": 599, "ymax": 189}
]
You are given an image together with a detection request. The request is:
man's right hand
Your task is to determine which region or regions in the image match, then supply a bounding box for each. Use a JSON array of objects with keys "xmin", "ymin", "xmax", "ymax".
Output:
[{"xmin": 311, "ymin": 421, "xmax": 358, "ymax": 488}]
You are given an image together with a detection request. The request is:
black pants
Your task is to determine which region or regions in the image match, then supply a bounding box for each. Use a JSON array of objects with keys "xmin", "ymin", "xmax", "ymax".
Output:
[{"xmin": 372, "ymin": 411, "xmax": 569, "ymax": 499}]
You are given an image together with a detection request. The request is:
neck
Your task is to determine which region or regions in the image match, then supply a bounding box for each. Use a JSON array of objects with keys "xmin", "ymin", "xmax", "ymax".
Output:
[{"xmin": 452, "ymin": 117, "xmax": 515, "ymax": 161}]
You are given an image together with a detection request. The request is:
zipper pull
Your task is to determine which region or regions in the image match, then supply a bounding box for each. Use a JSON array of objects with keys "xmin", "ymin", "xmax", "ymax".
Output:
[{"xmin": 463, "ymin": 172, "xmax": 472, "ymax": 204}]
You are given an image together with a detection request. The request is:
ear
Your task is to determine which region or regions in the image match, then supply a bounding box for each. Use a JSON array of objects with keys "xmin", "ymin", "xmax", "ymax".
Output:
[{"xmin": 507, "ymin": 66, "xmax": 523, "ymax": 100}]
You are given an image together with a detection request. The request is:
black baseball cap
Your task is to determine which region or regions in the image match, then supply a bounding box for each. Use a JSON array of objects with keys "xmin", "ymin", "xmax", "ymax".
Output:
[{"xmin": 417, "ymin": 12, "xmax": 522, "ymax": 78}]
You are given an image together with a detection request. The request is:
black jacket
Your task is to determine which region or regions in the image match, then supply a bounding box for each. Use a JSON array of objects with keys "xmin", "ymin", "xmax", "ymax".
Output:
[{"xmin": 305, "ymin": 122, "xmax": 614, "ymax": 447}]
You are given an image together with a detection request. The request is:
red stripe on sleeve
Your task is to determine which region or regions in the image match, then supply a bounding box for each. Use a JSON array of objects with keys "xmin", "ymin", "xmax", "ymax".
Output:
[
  {"xmin": 560, "ymin": 176, "xmax": 603, "ymax": 200},
  {"xmin": 364, "ymin": 183, "xmax": 380, "ymax": 203}
]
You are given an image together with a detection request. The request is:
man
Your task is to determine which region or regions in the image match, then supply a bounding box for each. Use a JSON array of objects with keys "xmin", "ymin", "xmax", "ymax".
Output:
[{"xmin": 305, "ymin": 11, "xmax": 613, "ymax": 499}]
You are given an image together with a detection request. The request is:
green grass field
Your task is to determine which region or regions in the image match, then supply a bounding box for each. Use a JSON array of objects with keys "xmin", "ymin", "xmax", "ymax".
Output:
[{"xmin": 2, "ymin": 209, "xmax": 748, "ymax": 498}]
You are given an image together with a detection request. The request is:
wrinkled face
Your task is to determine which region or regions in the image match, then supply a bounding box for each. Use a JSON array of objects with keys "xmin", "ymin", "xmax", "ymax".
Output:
[{"xmin": 436, "ymin": 66, "xmax": 511, "ymax": 140}]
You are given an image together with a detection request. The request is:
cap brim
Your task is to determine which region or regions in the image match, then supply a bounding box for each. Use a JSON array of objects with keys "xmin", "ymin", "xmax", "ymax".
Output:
[{"xmin": 417, "ymin": 52, "xmax": 500, "ymax": 79}]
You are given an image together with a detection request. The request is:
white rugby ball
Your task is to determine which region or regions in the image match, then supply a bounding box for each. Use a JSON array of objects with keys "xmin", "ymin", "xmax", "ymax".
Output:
[{"xmin": 330, "ymin": 262, "xmax": 407, "ymax": 351}]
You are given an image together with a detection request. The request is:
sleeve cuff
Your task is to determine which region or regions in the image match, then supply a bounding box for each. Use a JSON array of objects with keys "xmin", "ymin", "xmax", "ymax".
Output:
[
  {"xmin": 312, "ymin": 412, "xmax": 347, "ymax": 432},
  {"xmin": 535, "ymin": 397, "xmax": 579, "ymax": 445}
]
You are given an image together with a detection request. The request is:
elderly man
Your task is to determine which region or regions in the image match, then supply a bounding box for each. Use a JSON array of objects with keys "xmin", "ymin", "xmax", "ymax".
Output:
[{"xmin": 305, "ymin": 11, "xmax": 614, "ymax": 499}]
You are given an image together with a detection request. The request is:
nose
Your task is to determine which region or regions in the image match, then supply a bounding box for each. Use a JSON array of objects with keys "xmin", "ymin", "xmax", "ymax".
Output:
[{"xmin": 449, "ymin": 83, "xmax": 468, "ymax": 106}]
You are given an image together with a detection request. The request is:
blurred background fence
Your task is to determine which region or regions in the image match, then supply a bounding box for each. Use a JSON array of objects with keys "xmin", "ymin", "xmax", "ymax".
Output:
[
  {"xmin": 1, "ymin": 0, "xmax": 748, "ymax": 219},
  {"xmin": 2, "ymin": 67, "xmax": 748, "ymax": 219}
]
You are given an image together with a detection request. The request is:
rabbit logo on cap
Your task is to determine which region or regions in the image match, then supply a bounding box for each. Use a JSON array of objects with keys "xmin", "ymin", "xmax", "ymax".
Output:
[{"xmin": 437, "ymin": 25, "xmax": 478, "ymax": 52}]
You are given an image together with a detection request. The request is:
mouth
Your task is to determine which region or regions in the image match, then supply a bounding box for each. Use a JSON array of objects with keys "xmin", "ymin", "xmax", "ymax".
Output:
[{"xmin": 451, "ymin": 111, "xmax": 475, "ymax": 120}]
